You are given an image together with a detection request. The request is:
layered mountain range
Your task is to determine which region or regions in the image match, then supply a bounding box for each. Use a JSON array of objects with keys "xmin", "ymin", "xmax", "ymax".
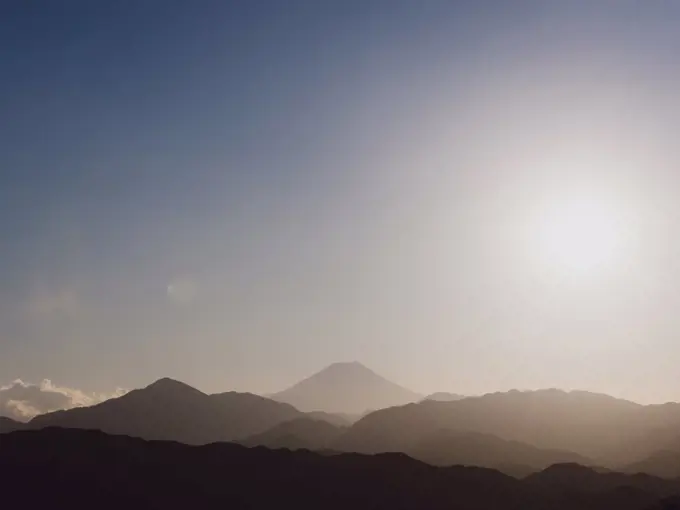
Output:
[
  {"xmin": 4, "ymin": 362, "xmax": 680, "ymax": 478},
  {"xmin": 3, "ymin": 427, "xmax": 680, "ymax": 510}
]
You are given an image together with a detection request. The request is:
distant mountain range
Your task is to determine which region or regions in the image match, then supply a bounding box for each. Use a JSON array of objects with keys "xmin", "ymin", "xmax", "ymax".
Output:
[
  {"xmin": 337, "ymin": 388, "xmax": 680, "ymax": 467},
  {"xmin": 624, "ymin": 451, "xmax": 680, "ymax": 479},
  {"xmin": 407, "ymin": 430, "xmax": 592, "ymax": 477},
  {"xmin": 5, "ymin": 363, "xmax": 680, "ymax": 479},
  {"xmin": 237, "ymin": 420, "xmax": 593, "ymax": 477},
  {"xmin": 3, "ymin": 427, "xmax": 680, "ymax": 510}
]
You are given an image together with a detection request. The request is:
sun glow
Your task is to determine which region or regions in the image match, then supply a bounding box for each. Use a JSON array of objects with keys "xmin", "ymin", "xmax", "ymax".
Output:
[{"xmin": 534, "ymin": 197, "xmax": 623, "ymax": 273}]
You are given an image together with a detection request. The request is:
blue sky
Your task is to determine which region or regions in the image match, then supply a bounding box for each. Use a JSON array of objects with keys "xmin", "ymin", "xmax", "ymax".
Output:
[{"xmin": 3, "ymin": 1, "xmax": 680, "ymax": 403}]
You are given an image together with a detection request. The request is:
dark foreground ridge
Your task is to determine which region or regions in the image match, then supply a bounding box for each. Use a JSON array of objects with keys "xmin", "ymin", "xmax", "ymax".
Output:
[
  {"xmin": 0, "ymin": 416, "xmax": 24, "ymax": 433},
  {"xmin": 3, "ymin": 428, "xmax": 680, "ymax": 510}
]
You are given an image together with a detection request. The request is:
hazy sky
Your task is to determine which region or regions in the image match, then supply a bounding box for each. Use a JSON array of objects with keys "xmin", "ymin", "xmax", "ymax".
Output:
[{"xmin": 2, "ymin": 1, "xmax": 680, "ymax": 404}]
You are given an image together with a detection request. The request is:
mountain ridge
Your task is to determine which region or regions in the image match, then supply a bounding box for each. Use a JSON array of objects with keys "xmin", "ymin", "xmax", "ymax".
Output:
[
  {"xmin": 338, "ymin": 388, "xmax": 680, "ymax": 466},
  {"xmin": 27, "ymin": 378, "xmax": 303, "ymax": 443},
  {"xmin": 423, "ymin": 392, "xmax": 466, "ymax": 402},
  {"xmin": 9, "ymin": 371, "xmax": 680, "ymax": 477},
  {"xmin": 3, "ymin": 427, "xmax": 680, "ymax": 510},
  {"xmin": 240, "ymin": 417, "xmax": 346, "ymax": 450},
  {"xmin": 406, "ymin": 430, "xmax": 593, "ymax": 477}
]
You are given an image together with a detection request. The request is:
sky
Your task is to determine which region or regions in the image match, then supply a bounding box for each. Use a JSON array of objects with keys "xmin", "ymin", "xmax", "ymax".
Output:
[{"xmin": 2, "ymin": 0, "xmax": 680, "ymax": 409}]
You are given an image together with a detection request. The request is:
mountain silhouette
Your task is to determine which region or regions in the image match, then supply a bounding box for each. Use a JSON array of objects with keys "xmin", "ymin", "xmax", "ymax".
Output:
[
  {"xmin": 406, "ymin": 430, "xmax": 592, "ymax": 477},
  {"xmin": 337, "ymin": 389, "xmax": 680, "ymax": 466},
  {"xmin": 525, "ymin": 463, "xmax": 680, "ymax": 496},
  {"xmin": 13, "ymin": 375, "xmax": 680, "ymax": 480},
  {"xmin": 647, "ymin": 496, "xmax": 680, "ymax": 510},
  {"xmin": 625, "ymin": 451, "xmax": 680, "ymax": 479},
  {"xmin": 240, "ymin": 417, "xmax": 346, "ymax": 450},
  {"xmin": 271, "ymin": 362, "xmax": 422, "ymax": 414},
  {"xmin": 423, "ymin": 392, "xmax": 465, "ymax": 402},
  {"xmin": 305, "ymin": 410, "xmax": 353, "ymax": 426},
  {"xmin": 28, "ymin": 378, "xmax": 302, "ymax": 443},
  {"xmin": 0, "ymin": 416, "xmax": 24, "ymax": 433},
  {"xmin": 3, "ymin": 427, "xmax": 680, "ymax": 510}
]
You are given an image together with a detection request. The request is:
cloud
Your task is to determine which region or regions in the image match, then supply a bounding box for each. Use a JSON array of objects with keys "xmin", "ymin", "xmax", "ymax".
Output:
[
  {"xmin": 0, "ymin": 380, "xmax": 126, "ymax": 421},
  {"xmin": 6, "ymin": 399, "xmax": 42, "ymax": 419}
]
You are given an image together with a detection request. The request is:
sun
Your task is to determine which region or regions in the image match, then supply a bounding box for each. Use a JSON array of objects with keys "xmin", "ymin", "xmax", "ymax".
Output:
[{"xmin": 534, "ymin": 197, "xmax": 622, "ymax": 273}]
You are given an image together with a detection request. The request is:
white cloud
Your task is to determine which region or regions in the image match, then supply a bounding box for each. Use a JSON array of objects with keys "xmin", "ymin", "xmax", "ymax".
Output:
[
  {"xmin": 0, "ymin": 379, "xmax": 127, "ymax": 421},
  {"xmin": 6, "ymin": 399, "xmax": 41, "ymax": 419}
]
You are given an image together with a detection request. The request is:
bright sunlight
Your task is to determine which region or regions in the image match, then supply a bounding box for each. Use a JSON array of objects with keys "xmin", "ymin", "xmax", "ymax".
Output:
[{"xmin": 534, "ymin": 196, "xmax": 623, "ymax": 273}]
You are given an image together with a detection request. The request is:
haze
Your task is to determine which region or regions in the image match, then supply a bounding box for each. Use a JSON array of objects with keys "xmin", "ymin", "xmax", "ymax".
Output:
[{"xmin": 2, "ymin": 1, "xmax": 680, "ymax": 406}]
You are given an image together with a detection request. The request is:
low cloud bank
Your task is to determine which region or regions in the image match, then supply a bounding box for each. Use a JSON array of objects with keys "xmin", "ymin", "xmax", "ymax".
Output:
[{"xmin": 0, "ymin": 380, "xmax": 126, "ymax": 421}]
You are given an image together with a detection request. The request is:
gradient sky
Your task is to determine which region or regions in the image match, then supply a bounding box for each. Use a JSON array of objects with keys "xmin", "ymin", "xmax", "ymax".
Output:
[{"xmin": 3, "ymin": 1, "xmax": 680, "ymax": 403}]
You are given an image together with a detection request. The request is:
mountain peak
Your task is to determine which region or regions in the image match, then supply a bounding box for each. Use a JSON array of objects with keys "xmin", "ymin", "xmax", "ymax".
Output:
[
  {"xmin": 316, "ymin": 361, "xmax": 377, "ymax": 377},
  {"xmin": 326, "ymin": 361, "xmax": 366, "ymax": 369},
  {"xmin": 526, "ymin": 463, "xmax": 602, "ymax": 487},
  {"xmin": 332, "ymin": 361, "xmax": 366, "ymax": 367},
  {"xmin": 143, "ymin": 378, "xmax": 205, "ymax": 396},
  {"xmin": 271, "ymin": 362, "xmax": 422, "ymax": 414},
  {"xmin": 27, "ymin": 379, "xmax": 302, "ymax": 444},
  {"xmin": 423, "ymin": 392, "xmax": 465, "ymax": 402},
  {"xmin": 541, "ymin": 462, "xmax": 596, "ymax": 474}
]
